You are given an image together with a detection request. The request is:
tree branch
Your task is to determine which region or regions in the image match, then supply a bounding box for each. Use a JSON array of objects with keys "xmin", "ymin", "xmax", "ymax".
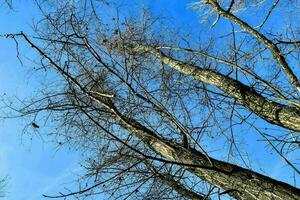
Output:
[
  {"xmin": 132, "ymin": 45, "xmax": 300, "ymax": 132},
  {"xmin": 205, "ymin": 0, "xmax": 300, "ymax": 93}
]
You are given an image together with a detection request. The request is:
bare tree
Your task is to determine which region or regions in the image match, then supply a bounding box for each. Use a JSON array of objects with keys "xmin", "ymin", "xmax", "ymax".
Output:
[{"xmin": 2, "ymin": 0, "xmax": 300, "ymax": 199}]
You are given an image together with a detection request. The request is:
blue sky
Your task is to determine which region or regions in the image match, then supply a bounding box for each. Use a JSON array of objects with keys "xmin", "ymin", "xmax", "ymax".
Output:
[
  {"xmin": 0, "ymin": 1, "xmax": 200, "ymax": 198},
  {"xmin": 0, "ymin": 0, "xmax": 299, "ymax": 199},
  {"xmin": 0, "ymin": 1, "xmax": 81, "ymax": 199}
]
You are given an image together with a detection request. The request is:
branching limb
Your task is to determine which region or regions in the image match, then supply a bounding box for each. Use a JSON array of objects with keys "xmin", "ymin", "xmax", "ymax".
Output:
[
  {"xmin": 205, "ymin": 0, "xmax": 300, "ymax": 93},
  {"xmin": 133, "ymin": 44, "xmax": 300, "ymax": 132}
]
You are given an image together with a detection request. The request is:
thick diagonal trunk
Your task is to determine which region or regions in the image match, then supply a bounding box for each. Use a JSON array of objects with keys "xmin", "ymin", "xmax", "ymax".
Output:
[
  {"xmin": 120, "ymin": 114, "xmax": 300, "ymax": 199},
  {"xmin": 106, "ymin": 103, "xmax": 300, "ymax": 200},
  {"xmin": 133, "ymin": 45, "xmax": 300, "ymax": 132}
]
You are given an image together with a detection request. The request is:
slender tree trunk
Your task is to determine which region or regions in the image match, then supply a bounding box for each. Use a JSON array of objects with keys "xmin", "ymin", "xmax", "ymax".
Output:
[{"xmin": 206, "ymin": 0, "xmax": 300, "ymax": 92}]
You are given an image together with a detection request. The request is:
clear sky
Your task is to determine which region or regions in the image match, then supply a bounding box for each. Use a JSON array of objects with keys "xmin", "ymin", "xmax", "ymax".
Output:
[
  {"xmin": 0, "ymin": 0, "xmax": 299, "ymax": 200},
  {"xmin": 0, "ymin": 1, "xmax": 81, "ymax": 199},
  {"xmin": 0, "ymin": 1, "xmax": 198, "ymax": 199}
]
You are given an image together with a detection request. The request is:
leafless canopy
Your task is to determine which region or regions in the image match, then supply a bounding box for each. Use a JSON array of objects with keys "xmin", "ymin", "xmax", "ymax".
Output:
[{"xmin": 2, "ymin": 0, "xmax": 300, "ymax": 199}]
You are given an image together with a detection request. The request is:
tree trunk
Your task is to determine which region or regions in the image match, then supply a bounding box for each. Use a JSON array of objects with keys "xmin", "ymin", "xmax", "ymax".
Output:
[
  {"xmin": 133, "ymin": 45, "xmax": 300, "ymax": 132},
  {"xmin": 107, "ymin": 101, "xmax": 300, "ymax": 200}
]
